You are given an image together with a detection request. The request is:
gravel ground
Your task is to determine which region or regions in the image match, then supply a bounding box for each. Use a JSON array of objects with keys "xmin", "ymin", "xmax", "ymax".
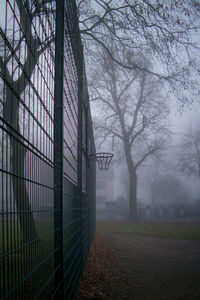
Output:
[{"xmin": 78, "ymin": 233, "xmax": 200, "ymax": 300}]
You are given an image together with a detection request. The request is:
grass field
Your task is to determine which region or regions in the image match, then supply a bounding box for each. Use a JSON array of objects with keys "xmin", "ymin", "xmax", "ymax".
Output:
[{"xmin": 96, "ymin": 219, "xmax": 200, "ymax": 240}]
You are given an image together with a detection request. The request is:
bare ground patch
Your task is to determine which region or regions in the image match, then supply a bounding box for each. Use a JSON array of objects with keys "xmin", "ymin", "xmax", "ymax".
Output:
[{"xmin": 78, "ymin": 233, "xmax": 200, "ymax": 299}]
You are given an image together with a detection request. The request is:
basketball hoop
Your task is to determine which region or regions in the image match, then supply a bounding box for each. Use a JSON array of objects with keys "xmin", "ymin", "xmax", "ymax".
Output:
[{"xmin": 89, "ymin": 152, "xmax": 113, "ymax": 170}]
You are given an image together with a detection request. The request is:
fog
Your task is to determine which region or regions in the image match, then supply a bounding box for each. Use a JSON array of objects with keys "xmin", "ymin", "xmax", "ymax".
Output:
[
  {"xmin": 96, "ymin": 101, "xmax": 200, "ymax": 220},
  {"xmin": 87, "ymin": 0, "xmax": 200, "ymax": 221},
  {"xmin": 93, "ymin": 57, "xmax": 200, "ymax": 221}
]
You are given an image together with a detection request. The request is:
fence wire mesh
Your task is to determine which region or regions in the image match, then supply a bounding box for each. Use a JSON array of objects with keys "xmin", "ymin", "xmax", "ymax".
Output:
[{"xmin": 0, "ymin": 0, "xmax": 96, "ymax": 299}]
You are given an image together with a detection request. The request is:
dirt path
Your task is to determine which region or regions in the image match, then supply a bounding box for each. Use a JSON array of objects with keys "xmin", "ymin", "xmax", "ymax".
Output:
[{"xmin": 78, "ymin": 233, "xmax": 200, "ymax": 300}]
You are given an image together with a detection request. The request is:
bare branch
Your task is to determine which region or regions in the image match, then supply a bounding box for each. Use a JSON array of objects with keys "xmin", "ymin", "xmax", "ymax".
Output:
[
  {"xmin": 82, "ymin": 30, "xmax": 174, "ymax": 79},
  {"xmin": 135, "ymin": 144, "xmax": 161, "ymax": 170},
  {"xmin": 96, "ymin": 125, "xmax": 124, "ymax": 140},
  {"xmin": 128, "ymin": 71, "xmax": 146, "ymax": 136},
  {"xmin": 37, "ymin": 35, "xmax": 55, "ymax": 56}
]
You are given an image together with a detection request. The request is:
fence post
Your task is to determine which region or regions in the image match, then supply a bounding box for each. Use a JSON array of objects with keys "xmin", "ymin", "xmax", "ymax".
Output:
[
  {"xmin": 54, "ymin": 0, "xmax": 65, "ymax": 298},
  {"xmin": 77, "ymin": 48, "xmax": 84, "ymax": 274}
]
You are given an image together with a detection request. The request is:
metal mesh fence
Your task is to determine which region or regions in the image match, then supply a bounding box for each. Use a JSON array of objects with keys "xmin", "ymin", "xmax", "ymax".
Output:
[{"xmin": 0, "ymin": 0, "xmax": 96, "ymax": 299}]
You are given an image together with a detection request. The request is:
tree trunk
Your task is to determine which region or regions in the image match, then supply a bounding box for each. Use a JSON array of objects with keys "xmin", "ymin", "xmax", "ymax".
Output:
[
  {"xmin": 124, "ymin": 143, "xmax": 138, "ymax": 221},
  {"xmin": 128, "ymin": 168, "xmax": 137, "ymax": 221},
  {"xmin": 4, "ymin": 88, "xmax": 38, "ymax": 242},
  {"xmin": 2, "ymin": 32, "xmax": 40, "ymax": 242},
  {"xmin": 11, "ymin": 135, "xmax": 38, "ymax": 242}
]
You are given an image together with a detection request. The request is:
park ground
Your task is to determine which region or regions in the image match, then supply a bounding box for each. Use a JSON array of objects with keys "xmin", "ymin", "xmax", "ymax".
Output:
[{"xmin": 77, "ymin": 220, "xmax": 200, "ymax": 300}]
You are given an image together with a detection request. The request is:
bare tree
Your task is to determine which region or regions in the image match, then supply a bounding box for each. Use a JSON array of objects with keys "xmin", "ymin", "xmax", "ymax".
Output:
[
  {"xmin": 90, "ymin": 49, "xmax": 169, "ymax": 220},
  {"xmin": 78, "ymin": 0, "xmax": 200, "ymax": 105},
  {"xmin": 0, "ymin": 0, "xmax": 55, "ymax": 241},
  {"xmin": 178, "ymin": 125, "xmax": 200, "ymax": 178},
  {"xmin": 77, "ymin": 0, "xmax": 200, "ymax": 218}
]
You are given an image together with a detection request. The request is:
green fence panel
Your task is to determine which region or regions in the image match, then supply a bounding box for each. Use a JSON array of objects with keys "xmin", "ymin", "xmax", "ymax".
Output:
[{"xmin": 0, "ymin": 0, "xmax": 96, "ymax": 299}]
